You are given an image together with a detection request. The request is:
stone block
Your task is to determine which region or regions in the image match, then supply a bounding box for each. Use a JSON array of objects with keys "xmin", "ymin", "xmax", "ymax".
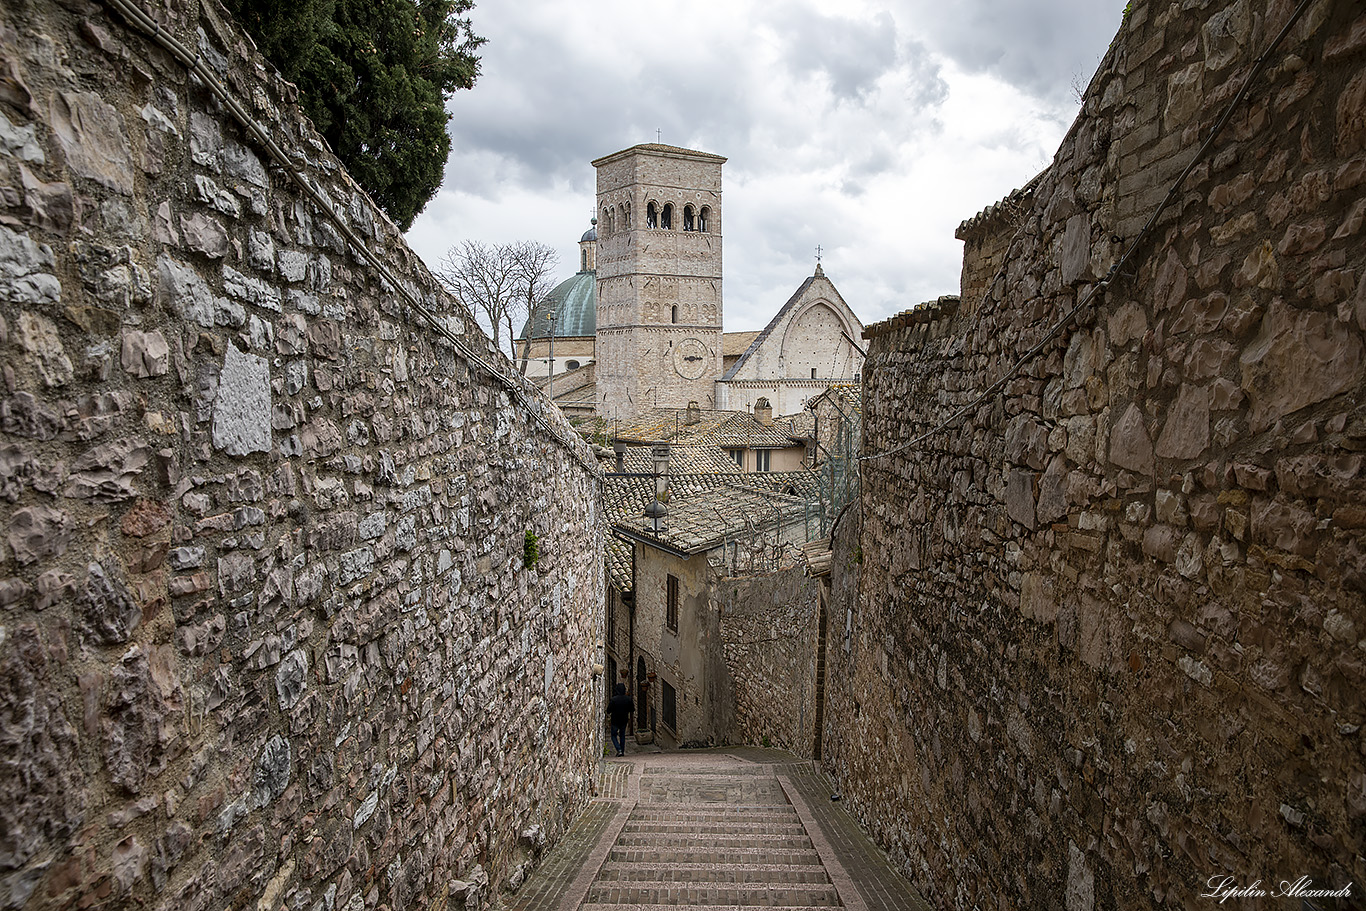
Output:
[
  {"xmin": 50, "ymin": 91, "xmax": 133, "ymax": 194},
  {"xmin": 1239, "ymin": 299, "xmax": 1364, "ymax": 431},
  {"xmin": 120, "ymin": 329, "xmax": 169, "ymax": 378},
  {"xmin": 1109, "ymin": 403, "xmax": 1154, "ymax": 475},
  {"xmin": 1155, "ymin": 383, "xmax": 1210, "ymax": 460},
  {"xmin": 212, "ymin": 345, "xmax": 271, "ymax": 456},
  {"xmin": 8, "ymin": 505, "xmax": 71, "ymax": 565}
]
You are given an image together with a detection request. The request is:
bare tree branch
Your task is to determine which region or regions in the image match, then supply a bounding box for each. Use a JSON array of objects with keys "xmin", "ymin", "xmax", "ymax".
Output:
[{"xmin": 436, "ymin": 239, "xmax": 559, "ymax": 362}]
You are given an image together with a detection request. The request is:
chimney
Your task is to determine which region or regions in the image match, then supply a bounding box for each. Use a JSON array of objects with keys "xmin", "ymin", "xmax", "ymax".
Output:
[
  {"xmin": 754, "ymin": 397, "xmax": 772, "ymax": 426},
  {"xmin": 685, "ymin": 401, "xmax": 701, "ymax": 425}
]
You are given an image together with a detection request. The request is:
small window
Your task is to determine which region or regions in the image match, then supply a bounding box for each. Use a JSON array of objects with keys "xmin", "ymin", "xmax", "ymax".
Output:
[
  {"xmin": 756, "ymin": 450, "xmax": 771, "ymax": 472},
  {"xmin": 671, "ymin": 305, "xmax": 678, "ymax": 324},
  {"xmin": 698, "ymin": 207, "xmax": 710, "ymax": 232},
  {"xmin": 683, "ymin": 205, "xmax": 695, "ymax": 231},
  {"xmin": 811, "ymin": 367, "xmax": 817, "ymax": 379},
  {"xmin": 581, "ymin": 250, "xmax": 588, "ymax": 271},
  {"xmin": 647, "ymin": 202, "xmax": 658, "ymax": 229},
  {"xmin": 623, "ymin": 201, "xmax": 631, "ymax": 228},
  {"xmin": 566, "ymin": 360, "xmax": 580, "ymax": 370},
  {"xmin": 729, "ymin": 449, "xmax": 743, "ymax": 468},
  {"xmin": 661, "ymin": 203, "xmax": 673, "ymax": 230},
  {"xmin": 661, "ymin": 679, "xmax": 676, "ymax": 732},
  {"xmin": 666, "ymin": 574, "xmax": 678, "ymax": 633}
]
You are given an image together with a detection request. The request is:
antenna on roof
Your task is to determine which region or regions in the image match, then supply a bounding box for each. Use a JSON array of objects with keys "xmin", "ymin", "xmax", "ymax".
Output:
[
  {"xmin": 815, "ymin": 244, "xmax": 822, "ymax": 263},
  {"xmin": 656, "ymin": 128, "xmax": 662, "ymax": 143}
]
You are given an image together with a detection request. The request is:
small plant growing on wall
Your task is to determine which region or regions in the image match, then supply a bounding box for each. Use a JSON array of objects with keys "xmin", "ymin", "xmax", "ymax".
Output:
[{"xmin": 524, "ymin": 529, "xmax": 540, "ymax": 569}]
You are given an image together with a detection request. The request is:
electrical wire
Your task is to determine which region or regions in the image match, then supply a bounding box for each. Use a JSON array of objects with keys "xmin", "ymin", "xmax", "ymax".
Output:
[
  {"xmin": 98, "ymin": 0, "xmax": 599, "ymax": 475},
  {"xmin": 858, "ymin": 0, "xmax": 1317, "ymax": 466}
]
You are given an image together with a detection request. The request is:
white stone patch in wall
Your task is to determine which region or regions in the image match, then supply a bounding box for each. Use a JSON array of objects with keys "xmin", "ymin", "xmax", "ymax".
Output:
[
  {"xmin": 353, "ymin": 790, "xmax": 378, "ymax": 829},
  {"xmin": 1065, "ymin": 841, "xmax": 1095, "ymax": 911},
  {"xmin": 0, "ymin": 111, "xmax": 44, "ymax": 163},
  {"xmin": 544, "ymin": 653, "xmax": 555, "ymax": 699},
  {"xmin": 212, "ymin": 344, "xmax": 272, "ymax": 455},
  {"xmin": 0, "ymin": 226, "xmax": 61, "ymax": 305}
]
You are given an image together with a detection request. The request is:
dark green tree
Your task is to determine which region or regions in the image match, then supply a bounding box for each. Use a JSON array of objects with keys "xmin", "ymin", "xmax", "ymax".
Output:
[{"xmin": 225, "ymin": 0, "xmax": 483, "ymax": 230}]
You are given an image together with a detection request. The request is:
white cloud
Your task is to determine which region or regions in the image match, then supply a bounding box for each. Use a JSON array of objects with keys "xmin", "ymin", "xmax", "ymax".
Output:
[{"xmin": 405, "ymin": 0, "xmax": 1129, "ymax": 332}]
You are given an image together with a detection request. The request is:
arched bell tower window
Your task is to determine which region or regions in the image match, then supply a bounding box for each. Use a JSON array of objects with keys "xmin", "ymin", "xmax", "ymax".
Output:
[
  {"xmin": 661, "ymin": 203, "xmax": 673, "ymax": 230},
  {"xmin": 671, "ymin": 305, "xmax": 678, "ymax": 324},
  {"xmin": 623, "ymin": 201, "xmax": 631, "ymax": 228},
  {"xmin": 581, "ymin": 249, "xmax": 588, "ymax": 271},
  {"xmin": 647, "ymin": 202, "xmax": 658, "ymax": 229},
  {"xmin": 698, "ymin": 206, "xmax": 710, "ymax": 232},
  {"xmin": 683, "ymin": 205, "xmax": 696, "ymax": 231}
]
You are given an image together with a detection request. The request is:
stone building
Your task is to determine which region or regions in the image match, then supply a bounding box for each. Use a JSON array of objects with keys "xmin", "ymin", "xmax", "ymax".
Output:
[
  {"xmin": 515, "ymin": 146, "xmax": 864, "ymax": 422},
  {"xmin": 611, "ymin": 403, "xmax": 810, "ymax": 474},
  {"xmin": 600, "ymin": 445, "xmax": 821, "ymax": 748},
  {"xmin": 716, "ymin": 263, "xmax": 865, "ymax": 416},
  {"xmin": 594, "ymin": 143, "xmax": 726, "ymax": 418}
]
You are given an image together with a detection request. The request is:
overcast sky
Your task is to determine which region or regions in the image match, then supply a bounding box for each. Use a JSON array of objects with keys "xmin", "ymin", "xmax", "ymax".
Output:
[{"xmin": 405, "ymin": 0, "xmax": 1129, "ymax": 334}]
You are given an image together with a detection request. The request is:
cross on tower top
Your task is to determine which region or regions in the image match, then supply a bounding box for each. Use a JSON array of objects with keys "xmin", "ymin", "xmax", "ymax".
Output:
[
  {"xmin": 815, "ymin": 244, "xmax": 823, "ymax": 263},
  {"xmin": 656, "ymin": 128, "xmax": 662, "ymax": 143}
]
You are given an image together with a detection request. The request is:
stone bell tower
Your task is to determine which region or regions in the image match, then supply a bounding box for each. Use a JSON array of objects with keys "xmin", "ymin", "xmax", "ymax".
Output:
[{"xmin": 591, "ymin": 143, "xmax": 725, "ymax": 422}]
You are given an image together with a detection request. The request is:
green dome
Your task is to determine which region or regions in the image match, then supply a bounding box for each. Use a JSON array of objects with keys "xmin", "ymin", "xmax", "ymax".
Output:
[{"xmin": 519, "ymin": 270, "xmax": 596, "ymax": 339}]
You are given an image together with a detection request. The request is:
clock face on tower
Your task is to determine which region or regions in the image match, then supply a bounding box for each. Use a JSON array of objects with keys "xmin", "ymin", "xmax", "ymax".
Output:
[{"xmin": 674, "ymin": 337, "xmax": 710, "ymax": 379}]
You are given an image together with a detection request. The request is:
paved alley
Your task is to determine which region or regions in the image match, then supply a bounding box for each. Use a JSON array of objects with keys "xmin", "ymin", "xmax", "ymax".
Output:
[{"xmin": 499, "ymin": 748, "xmax": 931, "ymax": 911}]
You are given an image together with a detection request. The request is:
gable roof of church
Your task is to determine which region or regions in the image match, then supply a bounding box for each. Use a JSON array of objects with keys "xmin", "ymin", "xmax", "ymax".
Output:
[
  {"xmin": 723, "ymin": 267, "xmax": 861, "ymax": 382},
  {"xmin": 722, "ymin": 275, "xmax": 818, "ymax": 381}
]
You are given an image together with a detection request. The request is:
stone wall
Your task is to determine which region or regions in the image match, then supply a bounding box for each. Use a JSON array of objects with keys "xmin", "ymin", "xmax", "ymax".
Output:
[
  {"xmin": 824, "ymin": 0, "xmax": 1366, "ymax": 908},
  {"xmin": 718, "ymin": 566, "xmax": 819, "ymax": 755},
  {"xmin": 0, "ymin": 1, "xmax": 604, "ymax": 909}
]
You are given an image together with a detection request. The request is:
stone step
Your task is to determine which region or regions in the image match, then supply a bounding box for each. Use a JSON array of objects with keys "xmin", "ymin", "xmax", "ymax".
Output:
[
  {"xmin": 629, "ymin": 806, "xmax": 798, "ymax": 819},
  {"xmin": 582, "ymin": 906, "xmax": 840, "ymax": 911},
  {"xmin": 583, "ymin": 881, "xmax": 842, "ymax": 906},
  {"xmin": 608, "ymin": 846, "xmax": 823, "ymax": 866},
  {"xmin": 622, "ymin": 820, "xmax": 809, "ymax": 837},
  {"xmin": 615, "ymin": 831, "xmax": 814, "ymax": 850},
  {"xmin": 596, "ymin": 862, "xmax": 831, "ymax": 884}
]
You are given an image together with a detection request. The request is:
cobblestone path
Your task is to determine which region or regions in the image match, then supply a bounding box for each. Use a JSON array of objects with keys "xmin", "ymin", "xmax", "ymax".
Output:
[{"xmin": 499, "ymin": 748, "xmax": 931, "ymax": 911}]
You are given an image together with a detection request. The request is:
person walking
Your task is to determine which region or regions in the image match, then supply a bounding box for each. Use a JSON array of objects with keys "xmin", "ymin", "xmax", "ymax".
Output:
[{"xmin": 606, "ymin": 682, "xmax": 634, "ymax": 757}]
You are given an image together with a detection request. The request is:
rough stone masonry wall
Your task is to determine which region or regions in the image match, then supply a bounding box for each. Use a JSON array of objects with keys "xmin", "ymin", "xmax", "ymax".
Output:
[
  {"xmin": 718, "ymin": 567, "xmax": 819, "ymax": 755},
  {"xmin": 0, "ymin": 1, "xmax": 604, "ymax": 909},
  {"xmin": 824, "ymin": 0, "xmax": 1366, "ymax": 908}
]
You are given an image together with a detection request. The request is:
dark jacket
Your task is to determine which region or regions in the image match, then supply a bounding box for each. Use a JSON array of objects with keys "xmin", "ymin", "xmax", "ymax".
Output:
[{"xmin": 607, "ymin": 687, "xmax": 634, "ymax": 728}]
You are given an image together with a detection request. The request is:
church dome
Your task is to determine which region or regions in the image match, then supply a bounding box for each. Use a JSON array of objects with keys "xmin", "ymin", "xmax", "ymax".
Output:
[
  {"xmin": 580, "ymin": 225, "xmax": 598, "ymax": 243},
  {"xmin": 518, "ymin": 270, "xmax": 596, "ymax": 339}
]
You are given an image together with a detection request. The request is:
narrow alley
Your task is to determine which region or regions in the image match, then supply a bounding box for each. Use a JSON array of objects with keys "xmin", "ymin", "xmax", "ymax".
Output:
[{"xmin": 500, "ymin": 748, "xmax": 931, "ymax": 911}]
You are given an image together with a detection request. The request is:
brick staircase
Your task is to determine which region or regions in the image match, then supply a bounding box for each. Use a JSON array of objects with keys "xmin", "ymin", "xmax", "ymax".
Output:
[{"xmin": 578, "ymin": 764, "xmax": 843, "ymax": 910}]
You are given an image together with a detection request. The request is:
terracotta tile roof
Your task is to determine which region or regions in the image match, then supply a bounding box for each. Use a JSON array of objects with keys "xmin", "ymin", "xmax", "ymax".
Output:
[
  {"xmin": 604, "ymin": 468, "xmax": 820, "ymax": 556},
  {"xmin": 606, "ymin": 535, "xmax": 633, "ymax": 592},
  {"xmin": 807, "ymin": 383, "xmax": 862, "ymax": 416},
  {"xmin": 954, "ymin": 169, "xmax": 1046, "ymax": 239},
  {"xmin": 723, "ymin": 331, "xmax": 760, "ymax": 357},
  {"xmin": 612, "ymin": 408, "xmax": 804, "ymax": 449},
  {"xmin": 605, "ymin": 443, "xmax": 742, "ymax": 475},
  {"xmin": 863, "ymin": 295, "xmax": 961, "ymax": 340}
]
